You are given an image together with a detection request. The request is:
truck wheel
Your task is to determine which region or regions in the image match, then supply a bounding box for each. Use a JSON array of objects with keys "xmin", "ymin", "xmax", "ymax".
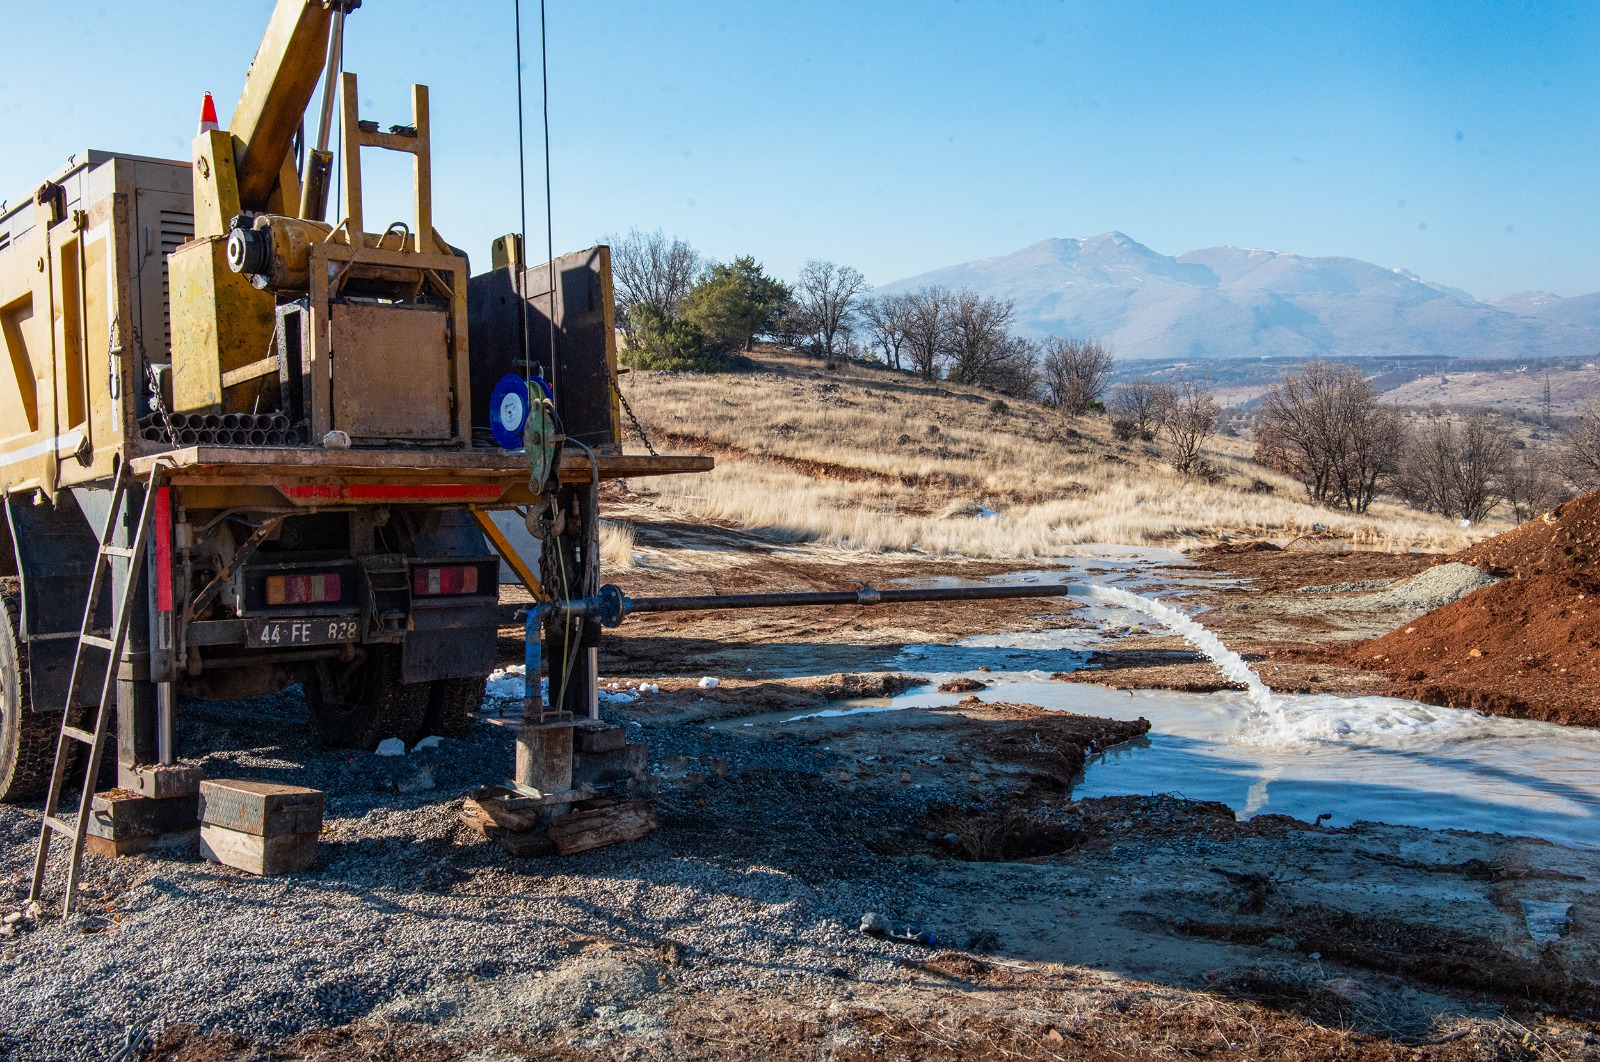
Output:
[
  {"xmin": 304, "ymin": 646, "xmax": 430, "ymax": 750},
  {"xmin": 423, "ymin": 676, "xmax": 486, "ymax": 739},
  {"xmin": 0, "ymin": 583, "xmax": 70, "ymax": 803}
]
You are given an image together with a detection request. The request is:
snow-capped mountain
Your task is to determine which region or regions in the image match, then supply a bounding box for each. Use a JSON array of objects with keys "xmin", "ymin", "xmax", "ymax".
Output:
[{"xmin": 879, "ymin": 233, "xmax": 1600, "ymax": 362}]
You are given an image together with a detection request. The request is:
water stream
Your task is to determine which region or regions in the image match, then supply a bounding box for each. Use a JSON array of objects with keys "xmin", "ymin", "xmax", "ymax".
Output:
[
  {"xmin": 827, "ymin": 555, "xmax": 1600, "ymax": 850},
  {"xmin": 1071, "ymin": 584, "xmax": 1278, "ymax": 716}
]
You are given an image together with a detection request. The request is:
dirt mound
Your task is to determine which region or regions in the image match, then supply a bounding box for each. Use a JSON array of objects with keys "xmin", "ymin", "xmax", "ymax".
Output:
[
  {"xmin": 1451, "ymin": 490, "xmax": 1600, "ymax": 577},
  {"xmin": 1356, "ymin": 568, "xmax": 1600, "ymax": 727},
  {"xmin": 937, "ymin": 677, "xmax": 987, "ymax": 693}
]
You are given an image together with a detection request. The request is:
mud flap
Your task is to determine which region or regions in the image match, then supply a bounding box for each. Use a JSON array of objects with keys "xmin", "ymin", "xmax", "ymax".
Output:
[{"xmin": 401, "ymin": 598, "xmax": 497, "ymax": 683}]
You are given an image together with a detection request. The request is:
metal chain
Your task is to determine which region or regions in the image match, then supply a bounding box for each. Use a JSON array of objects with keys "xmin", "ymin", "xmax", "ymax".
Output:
[
  {"xmin": 131, "ymin": 323, "xmax": 179, "ymax": 447},
  {"xmin": 615, "ymin": 382, "xmax": 657, "ymax": 456}
]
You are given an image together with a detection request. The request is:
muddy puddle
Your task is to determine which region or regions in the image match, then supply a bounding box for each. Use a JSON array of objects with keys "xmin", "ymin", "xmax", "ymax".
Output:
[{"xmin": 808, "ymin": 554, "xmax": 1600, "ymax": 850}]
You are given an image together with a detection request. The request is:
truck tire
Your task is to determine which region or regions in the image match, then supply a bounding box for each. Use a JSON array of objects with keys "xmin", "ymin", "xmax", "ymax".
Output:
[
  {"xmin": 423, "ymin": 676, "xmax": 486, "ymax": 739},
  {"xmin": 0, "ymin": 583, "xmax": 71, "ymax": 803},
  {"xmin": 304, "ymin": 646, "xmax": 430, "ymax": 750}
]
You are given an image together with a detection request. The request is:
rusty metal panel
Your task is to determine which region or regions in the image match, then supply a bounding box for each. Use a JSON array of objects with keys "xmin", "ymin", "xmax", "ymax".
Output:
[
  {"xmin": 169, "ymin": 237, "xmax": 276, "ymax": 415},
  {"xmin": 198, "ymin": 778, "xmax": 324, "ymax": 838},
  {"xmin": 469, "ymin": 245, "xmax": 620, "ymax": 451},
  {"xmin": 329, "ymin": 303, "xmax": 451, "ymax": 441},
  {"xmin": 0, "ymin": 210, "xmax": 50, "ymax": 495}
]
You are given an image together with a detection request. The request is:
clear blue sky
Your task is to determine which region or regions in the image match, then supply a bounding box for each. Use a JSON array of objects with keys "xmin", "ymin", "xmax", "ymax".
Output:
[{"xmin": 3, "ymin": 1, "xmax": 1595, "ymax": 298}]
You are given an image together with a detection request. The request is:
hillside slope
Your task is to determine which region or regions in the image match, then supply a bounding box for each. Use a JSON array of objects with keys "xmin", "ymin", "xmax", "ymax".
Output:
[
  {"xmin": 879, "ymin": 233, "xmax": 1600, "ymax": 362},
  {"xmin": 618, "ymin": 349, "xmax": 1481, "ymax": 558}
]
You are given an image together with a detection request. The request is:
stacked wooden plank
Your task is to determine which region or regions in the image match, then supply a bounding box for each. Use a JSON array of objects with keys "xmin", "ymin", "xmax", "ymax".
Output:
[
  {"xmin": 459, "ymin": 784, "xmax": 657, "ymax": 858},
  {"xmin": 546, "ymin": 799, "xmax": 658, "ymax": 855},
  {"xmin": 197, "ymin": 780, "xmax": 323, "ymax": 875}
]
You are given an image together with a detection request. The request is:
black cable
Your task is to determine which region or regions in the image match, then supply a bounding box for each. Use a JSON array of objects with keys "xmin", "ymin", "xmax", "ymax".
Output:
[
  {"xmin": 539, "ymin": 0, "xmax": 558, "ymax": 406},
  {"xmin": 514, "ymin": 0, "xmax": 533, "ymax": 394}
]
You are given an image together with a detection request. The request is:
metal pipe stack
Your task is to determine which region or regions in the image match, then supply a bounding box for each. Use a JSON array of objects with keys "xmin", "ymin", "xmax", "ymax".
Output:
[{"xmin": 139, "ymin": 412, "xmax": 303, "ymax": 447}]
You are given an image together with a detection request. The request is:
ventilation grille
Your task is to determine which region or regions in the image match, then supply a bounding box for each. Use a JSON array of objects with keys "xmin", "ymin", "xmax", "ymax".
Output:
[{"xmin": 158, "ymin": 209, "xmax": 194, "ymax": 354}]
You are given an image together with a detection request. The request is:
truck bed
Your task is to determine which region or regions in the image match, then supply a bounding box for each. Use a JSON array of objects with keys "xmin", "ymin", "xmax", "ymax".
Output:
[{"xmin": 131, "ymin": 446, "xmax": 711, "ymax": 506}]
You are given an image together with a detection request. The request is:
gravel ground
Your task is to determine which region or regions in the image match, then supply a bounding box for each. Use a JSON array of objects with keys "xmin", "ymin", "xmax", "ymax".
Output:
[
  {"xmin": 0, "ymin": 686, "xmax": 943, "ymax": 1060},
  {"xmin": 1272, "ymin": 562, "xmax": 1498, "ymax": 616}
]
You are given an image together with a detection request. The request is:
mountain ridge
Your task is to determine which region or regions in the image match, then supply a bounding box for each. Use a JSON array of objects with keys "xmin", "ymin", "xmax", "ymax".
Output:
[{"xmin": 879, "ymin": 234, "xmax": 1600, "ymax": 363}]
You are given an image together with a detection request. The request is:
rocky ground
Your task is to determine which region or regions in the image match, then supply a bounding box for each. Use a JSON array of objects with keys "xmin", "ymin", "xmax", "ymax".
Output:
[{"xmin": 3, "ymin": 513, "xmax": 1598, "ymax": 1060}]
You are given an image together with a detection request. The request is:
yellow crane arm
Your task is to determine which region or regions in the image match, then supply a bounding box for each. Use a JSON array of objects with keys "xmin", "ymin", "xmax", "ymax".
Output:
[{"xmin": 229, "ymin": 0, "xmax": 343, "ymax": 213}]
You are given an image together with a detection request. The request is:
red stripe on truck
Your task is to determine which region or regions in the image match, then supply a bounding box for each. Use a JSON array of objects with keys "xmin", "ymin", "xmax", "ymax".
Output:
[
  {"xmin": 278, "ymin": 484, "xmax": 503, "ymax": 503},
  {"xmin": 154, "ymin": 486, "xmax": 173, "ymax": 613}
]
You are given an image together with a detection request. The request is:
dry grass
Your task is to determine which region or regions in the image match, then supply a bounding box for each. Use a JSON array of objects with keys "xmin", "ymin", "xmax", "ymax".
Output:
[
  {"xmin": 620, "ymin": 349, "xmax": 1494, "ymax": 559},
  {"xmin": 599, "ymin": 519, "xmax": 637, "ymax": 571}
]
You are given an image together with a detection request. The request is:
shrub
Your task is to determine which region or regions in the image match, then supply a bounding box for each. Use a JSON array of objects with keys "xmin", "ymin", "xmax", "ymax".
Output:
[{"xmin": 620, "ymin": 302, "xmax": 728, "ymax": 372}]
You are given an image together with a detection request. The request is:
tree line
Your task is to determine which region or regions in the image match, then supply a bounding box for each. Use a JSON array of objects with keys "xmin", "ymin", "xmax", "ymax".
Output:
[
  {"xmin": 606, "ymin": 228, "xmax": 1597, "ymax": 524},
  {"xmin": 1255, "ymin": 361, "xmax": 1597, "ymax": 522},
  {"xmin": 606, "ymin": 229, "xmax": 1126, "ymax": 416}
]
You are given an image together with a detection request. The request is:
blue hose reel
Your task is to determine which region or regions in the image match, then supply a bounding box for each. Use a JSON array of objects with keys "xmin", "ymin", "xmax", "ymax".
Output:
[{"xmin": 488, "ymin": 374, "xmax": 553, "ymax": 450}]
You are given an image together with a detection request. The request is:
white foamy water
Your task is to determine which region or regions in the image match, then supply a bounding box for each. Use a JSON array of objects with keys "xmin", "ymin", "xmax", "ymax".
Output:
[{"xmin": 861, "ymin": 557, "xmax": 1600, "ymax": 849}]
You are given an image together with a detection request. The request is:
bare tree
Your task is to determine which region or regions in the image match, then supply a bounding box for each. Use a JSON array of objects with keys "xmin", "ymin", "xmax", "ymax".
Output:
[
  {"xmin": 945, "ymin": 289, "xmax": 1018, "ymax": 388},
  {"xmin": 606, "ymin": 229, "xmax": 702, "ymax": 337},
  {"xmin": 794, "ymin": 260, "xmax": 868, "ymax": 368},
  {"xmin": 1452, "ymin": 411, "xmax": 1513, "ymax": 522},
  {"xmin": 1108, "ymin": 380, "xmax": 1175, "ymax": 441},
  {"xmin": 902, "ymin": 286, "xmax": 951, "ymax": 382},
  {"xmin": 1163, "ymin": 379, "xmax": 1219, "ymax": 476},
  {"xmin": 1564, "ymin": 400, "xmax": 1600, "ymax": 490},
  {"xmin": 1500, "ymin": 445, "xmax": 1569, "ymax": 523},
  {"xmin": 861, "ymin": 293, "xmax": 913, "ymax": 371},
  {"xmin": 1256, "ymin": 361, "xmax": 1405, "ymax": 514},
  {"xmin": 986, "ymin": 336, "xmax": 1042, "ymax": 399},
  {"xmin": 1040, "ymin": 337, "xmax": 1115, "ymax": 415},
  {"xmin": 1398, "ymin": 411, "xmax": 1512, "ymax": 523}
]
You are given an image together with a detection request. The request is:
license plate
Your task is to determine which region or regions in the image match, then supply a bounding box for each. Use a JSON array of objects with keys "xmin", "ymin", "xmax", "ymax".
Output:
[{"xmin": 246, "ymin": 617, "xmax": 360, "ymax": 648}]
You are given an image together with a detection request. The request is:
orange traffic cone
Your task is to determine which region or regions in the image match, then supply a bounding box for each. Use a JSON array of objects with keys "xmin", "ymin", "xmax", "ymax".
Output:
[{"xmin": 197, "ymin": 92, "xmax": 219, "ymax": 135}]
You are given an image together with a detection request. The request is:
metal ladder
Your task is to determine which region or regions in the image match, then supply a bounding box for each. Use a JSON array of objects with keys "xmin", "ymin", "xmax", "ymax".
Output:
[{"xmin": 29, "ymin": 458, "xmax": 166, "ymax": 917}]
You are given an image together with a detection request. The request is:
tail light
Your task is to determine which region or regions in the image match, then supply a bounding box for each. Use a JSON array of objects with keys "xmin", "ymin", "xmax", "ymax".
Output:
[
  {"xmin": 265, "ymin": 573, "xmax": 342, "ymax": 606},
  {"xmin": 412, "ymin": 565, "xmax": 480, "ymax": 596}
]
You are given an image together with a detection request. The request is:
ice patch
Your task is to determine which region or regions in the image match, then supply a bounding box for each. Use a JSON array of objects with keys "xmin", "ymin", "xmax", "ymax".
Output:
[
  {"xmin": 374, "ymin": 737, "xmax": 406, "ymax": 757},
  {"xmin": 698, "ymin": 677, "xmax": 720, "ymax": 689},
  {"xmin": 1522, "ymin": 900, "xmax": 1572, "ymax": 943}
]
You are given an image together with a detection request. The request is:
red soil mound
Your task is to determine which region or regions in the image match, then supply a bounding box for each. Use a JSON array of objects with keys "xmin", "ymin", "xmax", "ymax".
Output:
[
  {"xmin": 1450, "ymin": 490, "xmax": 1600, "ymax": 577},
  {"xmin": 1357, "ymin": 568, "xmax": 1600, "ymax": 727}
]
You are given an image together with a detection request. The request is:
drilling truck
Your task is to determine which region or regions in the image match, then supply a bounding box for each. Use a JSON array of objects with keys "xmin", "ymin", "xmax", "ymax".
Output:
[{"xmin": 0, "ymin": 0, "xmax": 708, "ymax": 806}]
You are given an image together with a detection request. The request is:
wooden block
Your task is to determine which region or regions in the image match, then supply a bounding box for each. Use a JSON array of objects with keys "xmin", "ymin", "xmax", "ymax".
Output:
[
  {"xmin": 457, "ymin": 797, "xmax": 556, "ymax": 858},
  {"xmin": 199, "ymin": 779, "xmax": 324, "ymax": 837},
  {"xmin": 199, "ymin": 823, "xmax": 318, "ymax": 875},
  {"xmin": 546, "ymin": 798, "xmax": 659, "ymax": 856},
  {"xmin": 461, "ymin": 788, "xmax": 543, "ymax": 833},
  {"xmin": 120, "ymin": 763, "xmax": 205, "ymax": 799},
  {"xmin": 574, "ymin": 724, "xmax": 627, "ymax": 754},
  {"xmin": 85, "ymin": 834, "xmax": 155, "ymax": 858},
  {"xmin": 89, "ymin": 790, "xmax": 199, "ymax": 843},
  {"xmin": 87, "ymin": 828, "xmax": 199, "ymax": 859},
  {"xmin": 572, "ymin": 741, "xmax": 648, "ymax": 790}
]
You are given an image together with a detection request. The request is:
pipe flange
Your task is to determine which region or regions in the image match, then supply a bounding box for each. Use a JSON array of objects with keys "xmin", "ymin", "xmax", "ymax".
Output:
[{"xmin": 595, "ymin": 584, "xmax": 628, "ymax": 628}]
